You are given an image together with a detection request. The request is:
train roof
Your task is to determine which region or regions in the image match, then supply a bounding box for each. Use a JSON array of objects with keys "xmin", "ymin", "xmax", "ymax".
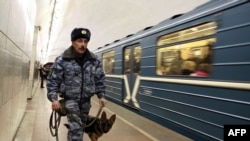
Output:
[{"xmin": 93, "ymin": 0, "xmax": 248, "ymax": 53}]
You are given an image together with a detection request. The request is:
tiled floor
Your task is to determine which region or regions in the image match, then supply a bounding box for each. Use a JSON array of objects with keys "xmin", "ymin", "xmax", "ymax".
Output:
[{"xmin": 14, "ymin": 86, "xmax": 192, "ymax": 141}]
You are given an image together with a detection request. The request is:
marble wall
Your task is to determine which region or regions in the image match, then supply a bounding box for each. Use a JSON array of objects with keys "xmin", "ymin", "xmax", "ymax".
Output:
[{"xmin": 0, "ymin": 0, "xmax": 36, "ymax": 140}]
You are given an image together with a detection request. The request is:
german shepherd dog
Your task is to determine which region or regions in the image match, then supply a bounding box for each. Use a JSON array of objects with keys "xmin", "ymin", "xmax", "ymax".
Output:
[{"xmin": 65, "ymin": 111, "xmax": 116, "ymax": 141}]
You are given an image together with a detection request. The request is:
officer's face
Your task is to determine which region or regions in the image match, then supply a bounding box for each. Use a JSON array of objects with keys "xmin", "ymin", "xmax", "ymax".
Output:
[{"xmin": 72, "ymin": 38, "xmax": 88, "ymax": 56}]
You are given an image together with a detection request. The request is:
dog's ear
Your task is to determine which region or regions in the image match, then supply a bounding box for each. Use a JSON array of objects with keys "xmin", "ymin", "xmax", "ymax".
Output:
[
  {"xmin": 101, "ymin": 111, "xmax": 107, "ymax": 120},
  {"xmin": 109, "ymin": 114, "xmax": 116, "ymax": 124},
  {"xmin": 64, "ymin": 124, "xmax": 70, "ymax": 129}
]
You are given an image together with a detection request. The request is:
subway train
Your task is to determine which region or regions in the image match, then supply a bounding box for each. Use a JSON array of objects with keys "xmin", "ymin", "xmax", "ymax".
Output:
[{"xmin": 93, "ymin": 0, "xmax": 250, "ymax": 141}]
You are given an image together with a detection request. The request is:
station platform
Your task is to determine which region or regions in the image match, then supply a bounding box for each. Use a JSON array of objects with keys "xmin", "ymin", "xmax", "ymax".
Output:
[{"xmin": 13, "ymin": 85, "xmax": 192, "ymax": 141}]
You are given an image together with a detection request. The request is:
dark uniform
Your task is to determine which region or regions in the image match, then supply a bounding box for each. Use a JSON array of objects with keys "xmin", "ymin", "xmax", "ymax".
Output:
[
  {"xmin": 39, "ymin": 67, "xmax": 46, "ymax": 88},
  {"xmin": 47, "ymin": 47, "xmax": 106, "ymax": 141}
]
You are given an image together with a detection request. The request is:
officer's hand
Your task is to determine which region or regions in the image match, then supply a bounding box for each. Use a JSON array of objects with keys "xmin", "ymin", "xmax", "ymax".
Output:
[
  {"xmin": 52, "ymin": 100, "xmax": 60, "ymax": 111},
  {"xmin": 99, "ymin": 98, "xmax": 106, "ymax": 107}
]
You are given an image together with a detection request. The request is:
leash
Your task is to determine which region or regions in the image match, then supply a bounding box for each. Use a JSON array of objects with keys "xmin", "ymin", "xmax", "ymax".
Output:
[
  {"xmin": 84, "ymin": 106, "xmax": 103, "ymax": 127},
  {"xmin": 49, "ymin": 99, "xmax": 67, "ymax": 141},
  {"xmin": 69, "ymin": 106, "xmax": 103, "ymax": 128},
  {"xmin": 49, "ymin": 110, "xmax": 61, "ymax": 141}
]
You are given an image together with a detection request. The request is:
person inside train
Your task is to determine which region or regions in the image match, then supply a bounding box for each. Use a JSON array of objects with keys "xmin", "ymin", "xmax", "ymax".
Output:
[
  {"xmin": 125, "ymin": 59, "xmax": 131, "ymax": 73},
  {"xmin": 181, "ymin": 61, "xmax": 196, "ymax": 75},
  {"xmin": 46, "ymin": 27, "xmax": 107, "ymax": 141},
  {"xmin": 133, "ymin": 51, "xmax": 141, "ymax": 73},
  {"xmin": 168, "ymin": 50, "xmax": 183, "ymax": 75},
  {"xmin": 186, "ymin": 50, "xmax": 202, "ymax": 65},
  {"xmin": 202, "ymin": 44, "xmax": 212, "ymax": 64},
  {"xmin": 190, "ymin": 63, "xmax": 211, "ymax": 77},
  {"xmin": 180, "ymin": 49, "xmax": 202, "ymax": 75}
]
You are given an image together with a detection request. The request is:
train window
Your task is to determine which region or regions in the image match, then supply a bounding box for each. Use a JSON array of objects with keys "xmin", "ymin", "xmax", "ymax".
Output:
[
  {"xmin": 102, "ymin": 51, "xmax": 115, "ymax": 74},
  {"xmin": 124, "ymin": 48, "xmax": 131, "ymax": 73},
  {"xmin": 157, "ymin": 38, "xmax": 215, "ymax": 76},
  {"xmin": 133, "ymin": 46, "xmax": 141, "ymax": 73},
  {"xmin": 157, "ymin": 22, "xmax": 217, "ymax": 46},
  {"xmin": 156, "ymin": 22, "xmax": 217, "ymax": 77}
]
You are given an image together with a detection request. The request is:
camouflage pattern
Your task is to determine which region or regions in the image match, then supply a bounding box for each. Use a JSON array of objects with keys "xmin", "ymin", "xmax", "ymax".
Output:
[
  {"xmin": 47, "ymin": 46, "xmax": 106, "ymax": 141},
  {"xmin": 66, "ymin": 99, "xmax": 91, "ymax": 141},
  {"xmin": 47, "ymin": 46, "xmax": 106, "ymax": 102}
]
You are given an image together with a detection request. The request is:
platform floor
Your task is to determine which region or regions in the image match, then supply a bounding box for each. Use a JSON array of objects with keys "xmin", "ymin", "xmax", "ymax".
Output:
[{"xmin": 13, "ymin": 85, "xmax": 192, "ymax": 141}]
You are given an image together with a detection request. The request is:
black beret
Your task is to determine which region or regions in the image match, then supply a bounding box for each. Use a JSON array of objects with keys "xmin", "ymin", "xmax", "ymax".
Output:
[{"xmin": 71, "ymin": 28, "xmax": 91, "ymax": 41}]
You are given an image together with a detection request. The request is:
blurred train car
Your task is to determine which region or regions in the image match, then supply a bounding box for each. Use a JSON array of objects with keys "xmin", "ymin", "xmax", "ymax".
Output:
[{"xmin": 93, "ymin": 0, "xmax": 250, "ymax": 140}]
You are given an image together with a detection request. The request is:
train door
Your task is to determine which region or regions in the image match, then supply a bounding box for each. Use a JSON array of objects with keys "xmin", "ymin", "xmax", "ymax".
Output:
[{"xmin": 122, "ymin": 45, "xmax": 141, "ymax": 109}]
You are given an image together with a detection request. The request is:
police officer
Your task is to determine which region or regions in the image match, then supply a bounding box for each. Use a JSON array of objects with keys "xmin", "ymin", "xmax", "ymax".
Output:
[{"xmin": 47, "ymin": 27, "xmax": 106, "ymax": 141}]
